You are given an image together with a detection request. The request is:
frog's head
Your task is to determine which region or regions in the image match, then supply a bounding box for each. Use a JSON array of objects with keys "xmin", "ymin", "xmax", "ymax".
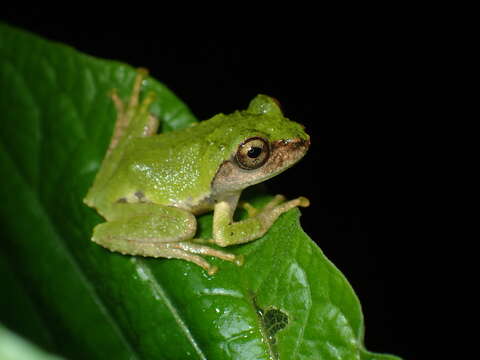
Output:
[{"xmin": 211, "ymin": 94, "xmax": 310, "ymax": 195}]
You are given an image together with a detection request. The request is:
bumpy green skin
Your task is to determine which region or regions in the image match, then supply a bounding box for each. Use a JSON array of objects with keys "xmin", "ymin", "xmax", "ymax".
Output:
[
  {"xmin": 87, "ymin": 95, "xmax": 307, "ymax": 214},
  {"xmin": 84, "ymin": 73, "xmax": 310, "ymax": 274}
]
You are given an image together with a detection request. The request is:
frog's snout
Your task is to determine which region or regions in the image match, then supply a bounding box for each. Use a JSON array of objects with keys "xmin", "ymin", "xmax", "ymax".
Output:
[
  {"xmin": 292, "ymin": 137, "xmax": 310, "ymax": 150},
  {"xmin": 273, "ymin": 137, "xmax": 310, "ymax": 152}
]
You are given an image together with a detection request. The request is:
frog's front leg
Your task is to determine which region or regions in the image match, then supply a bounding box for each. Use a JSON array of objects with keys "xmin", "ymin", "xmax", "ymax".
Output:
[
  {"xmin": 212, "ymin": 195, "xmax": 310, "ymax": 247},
  {"xmin": 92, "ymin": 203, "xmax": 239, "ymax": 275}
]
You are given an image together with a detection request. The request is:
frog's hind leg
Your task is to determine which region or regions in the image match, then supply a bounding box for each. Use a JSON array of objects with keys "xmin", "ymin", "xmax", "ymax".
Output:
[
  {"xmin": 91, "ymin": 203, "xmax": 240, "ymax": 275},
  {"xmin": 107, "ymin": 69, "xmax": 159, "ymax": 155}
]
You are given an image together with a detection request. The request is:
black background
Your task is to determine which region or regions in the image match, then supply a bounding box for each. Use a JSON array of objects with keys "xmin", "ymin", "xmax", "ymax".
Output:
[{"xmin": 3, "ymin": 8, "xmax": 422, "ymax": 359}]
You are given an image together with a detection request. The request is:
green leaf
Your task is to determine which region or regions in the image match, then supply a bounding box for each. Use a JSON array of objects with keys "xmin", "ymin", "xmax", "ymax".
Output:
[{"xmin": 0, "ymin": 23, "xmax": 402, "ymax": 360}]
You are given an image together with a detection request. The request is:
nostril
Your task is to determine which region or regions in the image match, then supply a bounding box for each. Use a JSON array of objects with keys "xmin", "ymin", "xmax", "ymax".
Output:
[{"xmin": 293, "ymin": 138, "xmax": 310, "ymax": 149}]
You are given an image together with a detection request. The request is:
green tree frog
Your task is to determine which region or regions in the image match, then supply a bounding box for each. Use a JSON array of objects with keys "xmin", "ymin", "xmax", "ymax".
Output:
[{"xmin": 84, "ymin": 70, "xmax": 310, "ymax": 274}]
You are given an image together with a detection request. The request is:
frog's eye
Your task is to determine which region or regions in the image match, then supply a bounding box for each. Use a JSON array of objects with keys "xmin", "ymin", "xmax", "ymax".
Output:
[{"xmin": 235, "ymin": 137, "xmax": 270, "ymax": 170}]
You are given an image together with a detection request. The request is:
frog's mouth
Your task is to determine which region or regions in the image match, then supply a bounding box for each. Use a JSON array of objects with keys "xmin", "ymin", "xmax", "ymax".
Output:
[{"xmin": 211, "ymin": 136, "xmax": 310, "ymax": 194}]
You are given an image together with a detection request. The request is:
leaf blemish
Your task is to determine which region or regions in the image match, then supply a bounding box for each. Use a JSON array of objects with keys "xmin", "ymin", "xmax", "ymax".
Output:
[
  {"xmin": 259, "ymin": 307, "xmax": 289, "ymax": 345},
  {"xmin": 252, "ymin": 295, "xmax": 289, "ymax": 360}
]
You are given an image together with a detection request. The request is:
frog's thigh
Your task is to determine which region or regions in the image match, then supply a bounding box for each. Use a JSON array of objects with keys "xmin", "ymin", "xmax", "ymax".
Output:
[{"xmin": 93, "ymin": 203, "xmax": 197, "ymax": 249}]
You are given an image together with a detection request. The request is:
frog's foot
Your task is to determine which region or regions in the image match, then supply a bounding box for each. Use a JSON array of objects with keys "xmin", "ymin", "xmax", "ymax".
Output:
[
  {"xmin": 170, "ymin": 242, "xmax": 244, "ymax": 275},
  {"xmin": 239, "ymin": 201, "xmax": 259, "ymax": 217},
  {"xmin": 95, "ymin": 235, "xmax": 243, "ymax": 275},
  {"xmin": 107, "ymin": 69, "xmax": 159, "ymax": 155},
  {"xmin": 239, "ymin": 195, "xmax": 289, "ymax": 217},
  {"xmin": 239, "ymin": 194, "xmax": 307, "ymax": 218},
  {"xmin": 212, "ymin": 195, "xmax": 310, "ymax": 247},
  {"xmin": 267, "ymin": 195, "xmax": 310, "ymax": 213}
]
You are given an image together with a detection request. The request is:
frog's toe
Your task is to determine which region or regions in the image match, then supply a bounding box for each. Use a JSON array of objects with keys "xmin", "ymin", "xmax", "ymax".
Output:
[
  {"xmin": 239, "ymin": 201, "xmax": 258, "ymax": 217},
  {"xmin": 234, "ymin": 254, "xmax": 245, "ymax": 266},
  {"xmin": 207, "ymin": 265, "xmax": 219, "ymax": 275},
  {"xmin": 264, "ymin": 194, "xmax": 287, "ymax": 210},
  {"xmin": 298, "ymin": 196, "xmax": 310, "ymax": 207}
]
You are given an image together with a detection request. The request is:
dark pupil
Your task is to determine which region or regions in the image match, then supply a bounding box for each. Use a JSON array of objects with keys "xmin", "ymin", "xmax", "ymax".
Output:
[{"xmin": 247, "ymin": 146, "xmax": 262, "ymax": 158}]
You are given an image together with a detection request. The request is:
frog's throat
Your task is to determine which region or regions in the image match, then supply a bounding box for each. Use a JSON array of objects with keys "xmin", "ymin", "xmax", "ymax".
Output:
[{"xmin": 211, "ymin": 137, "xmax": 310, "ymax": 195}]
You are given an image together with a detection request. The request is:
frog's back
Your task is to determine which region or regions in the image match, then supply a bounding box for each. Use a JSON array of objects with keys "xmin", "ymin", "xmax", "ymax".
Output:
[{"xmin": 86, "ymin": 120, "xmax": 223, "ymax": 214}]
